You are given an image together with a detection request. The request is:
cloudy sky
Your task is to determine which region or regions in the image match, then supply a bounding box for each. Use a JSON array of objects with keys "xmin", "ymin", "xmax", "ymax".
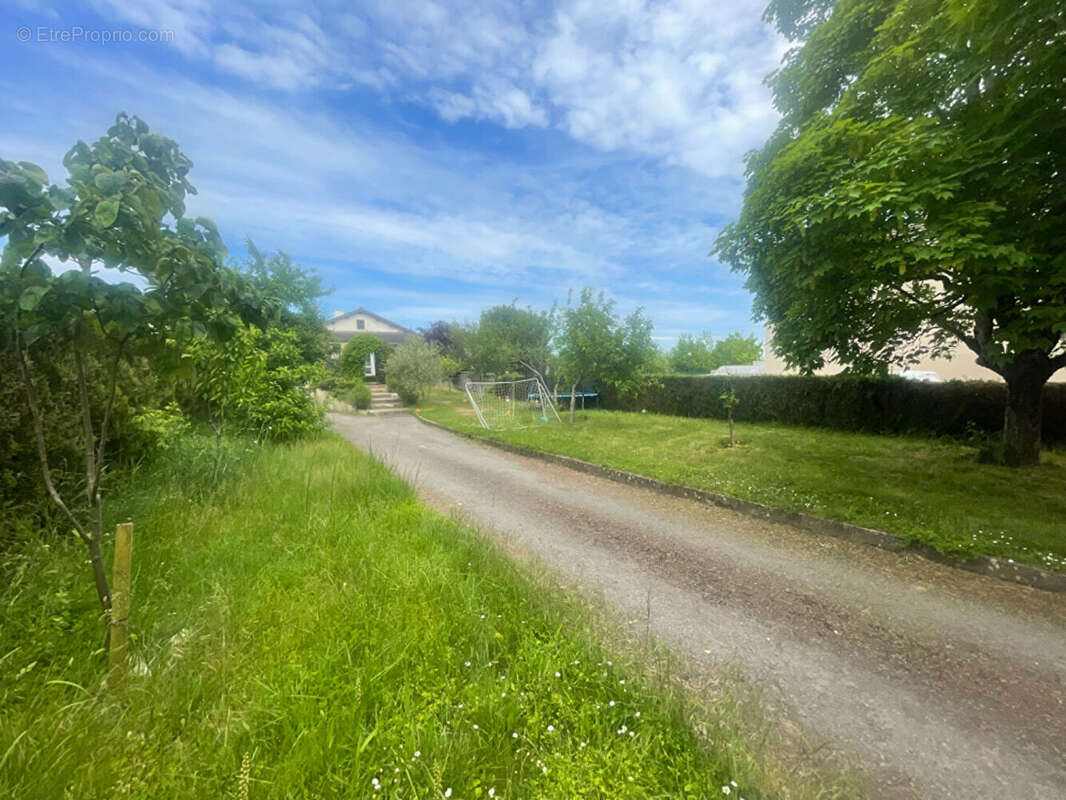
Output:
[{"xmin": 2, "ymin": 0, "xmax": 786, "ymax": 345}]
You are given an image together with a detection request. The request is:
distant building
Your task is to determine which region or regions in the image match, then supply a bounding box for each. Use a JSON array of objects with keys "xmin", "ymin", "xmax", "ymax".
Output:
[
  {"xmin": 325, "ymin": 308, "xmax": 417, "ymax": 378},
  {"xmin": 710, "ymin": 362, "xmax": 766, "ymax": 377},
  {"xmin": 763, "ymin": 326, "xmax": 1065, "ymax": 383}
]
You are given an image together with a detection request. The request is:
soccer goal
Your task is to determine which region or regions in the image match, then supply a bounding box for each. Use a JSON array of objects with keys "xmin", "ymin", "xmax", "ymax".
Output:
[{"xmin": 464, "ymin": 378, "xmax": 563, "ymax": 430}]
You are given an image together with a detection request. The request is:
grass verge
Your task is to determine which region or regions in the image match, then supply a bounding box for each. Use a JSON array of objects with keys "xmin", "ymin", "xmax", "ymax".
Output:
[
  {"xmin": 0, "ymin": 433, "xmax": 850, "ymax": 799},
  {"xmin": 418, "ymin": 389, "xmax": 1066, "ymax": 572}
]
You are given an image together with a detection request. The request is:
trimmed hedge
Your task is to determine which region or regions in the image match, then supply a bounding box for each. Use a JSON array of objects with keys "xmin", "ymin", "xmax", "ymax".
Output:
[{"xmin": 601, "ymin": 375, "xmax": 1066, "ymax": 443}]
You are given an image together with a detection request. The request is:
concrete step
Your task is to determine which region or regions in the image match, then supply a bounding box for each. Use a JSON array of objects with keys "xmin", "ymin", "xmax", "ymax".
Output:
[{"xmin": 365, "ymin": 407, "xmax": 411, "ymax": 416}]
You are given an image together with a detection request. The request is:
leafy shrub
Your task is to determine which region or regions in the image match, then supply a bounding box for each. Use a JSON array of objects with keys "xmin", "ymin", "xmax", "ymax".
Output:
[
  {"xmin": 340, "ymin": 378, "xmax": 372, "ymax": 410},
  {"xmin": 386, "ymin": 339, "xmax": 445, "ymax": 404},
  {"xmin": 338, "ymin": 334, "xmax": 387, "ymax": 379},
  {"xmin": 187, "ymin": 326, "xmax": 326, "ymax": 442},
  {"xmin": 127, "ymin": 403, "xmax": 191, "ymax": 459},
  {"xmin": 601, "ymin": 374, "xmax": 1066, "ymax": 443}
]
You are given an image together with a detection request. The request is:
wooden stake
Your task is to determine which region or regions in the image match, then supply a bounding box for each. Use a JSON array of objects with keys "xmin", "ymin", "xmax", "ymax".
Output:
[{"xmin": 108, "ymin": 522, "xmax": 133, "ymax": 686}]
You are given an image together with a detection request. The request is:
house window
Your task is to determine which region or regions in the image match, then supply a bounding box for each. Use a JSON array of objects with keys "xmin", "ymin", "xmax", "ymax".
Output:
[{"xmin": 356, "ymin": 318, "xmax": 365, "ymax": 330}]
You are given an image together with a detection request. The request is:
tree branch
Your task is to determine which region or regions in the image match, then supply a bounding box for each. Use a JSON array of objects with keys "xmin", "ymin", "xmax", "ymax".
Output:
[
  {"xmin": 14, "ymin": 334, "xmax": 90, "ymax": 545},
  {"xmin": 72, "ymin": 331, "xmax": 98, "ymax": 521}
]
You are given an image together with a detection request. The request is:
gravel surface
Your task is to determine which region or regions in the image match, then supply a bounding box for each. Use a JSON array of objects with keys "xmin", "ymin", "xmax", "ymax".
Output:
[{"xmin": 331, "ymin": 413, "xmax": 1066, "ymax": 799}]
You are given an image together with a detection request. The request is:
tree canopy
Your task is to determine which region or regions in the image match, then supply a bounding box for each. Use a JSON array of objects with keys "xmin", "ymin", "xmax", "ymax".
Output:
[
  {"xmin": 556, "ymin": 289, "xmax": 658, "ymax": 422},
  {"xmin": 470, "ymin": 304, "xmax": 554, "ymax": 380},
  {"xmin": 669, "ymin": 332, "xmax": 763, "ymax": 373},
  {"xmin": 714, "ymin": 0, "xmax": 1066, "ymax": 464}
]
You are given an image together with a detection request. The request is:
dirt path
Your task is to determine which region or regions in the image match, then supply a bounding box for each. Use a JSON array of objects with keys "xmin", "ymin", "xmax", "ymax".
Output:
[{"xmin": 330, "ymin": 413, "xmax": 1066, "ymax": 799}]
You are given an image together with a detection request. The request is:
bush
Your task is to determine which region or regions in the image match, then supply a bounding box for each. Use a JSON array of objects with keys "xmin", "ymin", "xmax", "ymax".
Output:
[
  {"xmin": 601, "ymin": 374, "xmax": 1066, "ymax": 443},
  {"xmin": 386, "ymin": 339, "xmax": 445, "ymax": 404},
  {"xmin": 340, "ymin": 378, "xmax": 372, "ymax": 410},
  {"xmin": 127, "ymin": 403, "xmax": 191, "ymax": 459},
  {"xmin": 186, "ymin": 327, "xmax": 325, "ymax": 442},
  {"xmin": 338, "ymin": 334, "xmax": 387, "ymax": 379}
]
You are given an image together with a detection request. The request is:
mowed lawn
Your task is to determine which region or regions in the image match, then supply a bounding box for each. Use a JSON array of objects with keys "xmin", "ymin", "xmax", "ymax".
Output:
[
  {"xmin": 419, "ymin": 390, "xmax": 1066, "ymax": 571},
  {"xmin": 0, "ymin": 435, "xmax": 844, "ymax": 799}
]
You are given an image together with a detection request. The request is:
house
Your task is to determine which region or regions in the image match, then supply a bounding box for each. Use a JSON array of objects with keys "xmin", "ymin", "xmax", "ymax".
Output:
[
  {"xmin": 325, "ymin": 308, "xmax": 418, "ymax": 378},
  {"xmin": 762, "ymin": 326, "xmax": 1066, "ymax": 383}
]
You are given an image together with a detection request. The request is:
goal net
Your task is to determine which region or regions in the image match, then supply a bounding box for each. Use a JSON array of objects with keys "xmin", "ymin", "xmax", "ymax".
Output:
[{"xmin": 464, "ymin": 378, "xmax": 563, "ymax": 430}]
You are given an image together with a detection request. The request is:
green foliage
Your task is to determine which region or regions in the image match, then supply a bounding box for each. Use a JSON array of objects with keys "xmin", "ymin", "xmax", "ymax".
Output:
[
  {"xmin": 0, "ymin": 112, "xmax": 270, "ymax": 610},
  {"xmin": 340, "ymin": 376, "xmax": 372, "ymax": 410},
  {"xmin": 237, "ymin": 239, "xmax": 331, "ymax": 365},
  {"xmin": 600, "ymin": 375, "xmax": 1066, "ymax": 444},
  {"xmin": 470, "ymin": 304, "xmax": 555, "ymax": 379},
  {"xmin": 669, "ymin": 332, "xmax": 716, "ymax": 373},
  {"xmin": 557, "ymin": 289, "xmax": 659, "ymax": 397},
  {"xmin": 338, "ymin": 333, "xmax": 387, "ymax": 379},
  {"xmin": 0, "ymin": 436, "xmax": 813, "ymax": 798},
  {"xmin": 386, "ymin": 339, "xmax": 445, "ymax": 404},
  {"xmin": 710, "ymin": 333, "xmax": 762, "ymax": 369},
  {"xmin": 668, "ymin": 332, "xmax": 763, "ymax": 374},
  {"xmin": 713, "ymin": 0, "xmax": 1066, "ymax": 464},
  {"xmin": 127, "ymin": 402, "xmax": 190, "ymax": 458},
  {"xmin": 420, "ymin": 391, "xmax": 1066, "ymax": 571},
  {"xmin": 188, "ymin": 326, "xmax": 325, "ymax": 441},
  {"xmin": 439, "ymin": 355, "xmax": 462, "ymax": 378}
]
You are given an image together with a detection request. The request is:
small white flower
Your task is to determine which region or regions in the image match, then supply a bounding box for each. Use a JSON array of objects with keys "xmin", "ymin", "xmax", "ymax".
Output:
[
  {"xmin": 619, "ymin": 679, "xmax": 625, "ymax": 685},
  {"xmin": 488, "ymin": 789, "xmax": 495, "ymax": 798},
  {"xmin": 472, "ymin": 724, "xmax": 479, "ymax": 729},
  {"xmin": 554, "ymin": 671, "xmax": 561, "ymax": 678},
  {"xmin": 609, "ymin": 700, "xmax": 615, "ymax": 707},
  {"xmin": 464, "ymin": 661, "xmax": 471, "ymax": 667},
  {"xmin": 547, "ymin": 725, "xmax": 555, "ymax": 732},
  {"xmin": 512, "ymin": 732, "xmax": 518, "ymax": 738},
  {"xmin": 722, "ymin": 787, "xmax": 731, "ymax": 795},
  {"xmin": 634, "ymin": 711, "xmax": 640, "ymax": 717},
  {"xmin": 445, "ymin": 789, "xmax": 452, "ymax": 798},
  {"xmin": 413, "ymin": 750, "xmax": 421, "ymax": 758}
]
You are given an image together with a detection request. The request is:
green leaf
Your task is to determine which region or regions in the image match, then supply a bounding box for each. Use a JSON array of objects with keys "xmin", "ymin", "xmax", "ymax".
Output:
[
  {"xmin": 17, "ymin": 161, "xmax": 49, "ymax": 185},
  {"xmin": 94, "ymin": 197, "xmax": 120, "ymax": 227},
  {"xmin": 18, "ymin": 285, "xmax": 49, "ymax": 311},
  {"xmin": 93, "ymin": 169, "xmax": 126, "ymax": 195}
]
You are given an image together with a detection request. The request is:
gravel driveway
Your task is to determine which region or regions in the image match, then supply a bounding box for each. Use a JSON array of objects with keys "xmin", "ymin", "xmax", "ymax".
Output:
[{"xmin": 330, "ymin": 412, "xmax": 1066, "ymax": 799}]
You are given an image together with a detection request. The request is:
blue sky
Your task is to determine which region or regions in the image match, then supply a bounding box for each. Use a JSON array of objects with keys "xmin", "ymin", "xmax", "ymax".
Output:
[{"xmin": 2, "ymin": 0, "xmax": 787, "ymax": 346}]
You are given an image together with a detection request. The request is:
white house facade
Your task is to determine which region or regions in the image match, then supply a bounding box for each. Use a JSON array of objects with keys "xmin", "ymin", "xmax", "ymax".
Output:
[{"xmin": 325, "ymin": 308, "xmax": 417, "ymax": 378}]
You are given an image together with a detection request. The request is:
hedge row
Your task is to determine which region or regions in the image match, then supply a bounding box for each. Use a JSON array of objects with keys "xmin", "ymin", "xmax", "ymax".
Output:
[{"xmin": 600, "ymin": 375, "xmax": 1066, "ymax": 443}]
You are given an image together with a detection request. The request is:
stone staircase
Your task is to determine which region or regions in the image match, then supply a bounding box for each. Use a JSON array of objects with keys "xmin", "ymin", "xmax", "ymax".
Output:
[{"xmin": 368, "ymin": 383, "xmax": 406, "ymax": 415}]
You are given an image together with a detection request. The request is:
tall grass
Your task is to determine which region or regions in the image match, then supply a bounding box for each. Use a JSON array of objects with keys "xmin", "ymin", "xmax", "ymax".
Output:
[{"xmin": 0, "ymin": 434, "xmax": 848, "ymax": 799}]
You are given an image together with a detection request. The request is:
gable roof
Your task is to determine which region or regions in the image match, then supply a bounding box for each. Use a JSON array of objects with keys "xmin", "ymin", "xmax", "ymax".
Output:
[{"xmin": 326, "ymin": 307, "xmax": 417, "ymax": 335}]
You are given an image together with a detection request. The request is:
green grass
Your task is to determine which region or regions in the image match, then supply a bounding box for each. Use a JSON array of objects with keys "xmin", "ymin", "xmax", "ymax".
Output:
[
  {"xmin": 419, "ymin": 389, "xmax": 1066, "ymax": 571},
  {"xmin": 0, "ymin": 434, "xmax": 850, "ymax": 799}
]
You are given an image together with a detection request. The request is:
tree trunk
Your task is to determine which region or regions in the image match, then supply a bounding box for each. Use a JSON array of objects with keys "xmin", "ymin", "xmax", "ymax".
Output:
[
  {"xmin": 87, "ymin": 534, "xmax": 113, "ymax": 614},
  {"xmin": 569, "ymin": 383, "xmax": 577, "ymax": 424},
  {"xmin": 728, "ymin": 411, "xmax": 735, "ymax": 448},
  {"xmin": 1003, "ymin": 359, "xmax": 1050, "ymax": 467}
]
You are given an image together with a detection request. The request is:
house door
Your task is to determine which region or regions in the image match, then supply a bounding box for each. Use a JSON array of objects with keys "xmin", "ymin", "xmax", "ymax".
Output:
[{"xmin": 364, "ymin": 351, "xmax": 376, "ymax": 378}]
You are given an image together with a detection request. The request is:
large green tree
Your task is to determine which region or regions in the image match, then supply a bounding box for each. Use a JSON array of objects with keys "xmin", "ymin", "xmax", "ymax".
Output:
[
  {"xmin": 714, "ymin": 0, "xmax": 1066, "ymax": 465},
  {"xmin": 0, "ymin": 113, "xmax": 264, "ymax": 615},
  {"xmin": 556, "ymin": 289, "xmax": 658, "ymax": 423},
  {"xmin": 470, "ymin": 304, "xmax": 555, "ymax": 381}
]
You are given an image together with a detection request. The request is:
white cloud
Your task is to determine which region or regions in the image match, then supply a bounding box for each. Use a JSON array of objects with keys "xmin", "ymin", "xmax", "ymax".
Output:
[{"xmin": 79, "ymin": 1, "xmax": 784, "ymax": 176}]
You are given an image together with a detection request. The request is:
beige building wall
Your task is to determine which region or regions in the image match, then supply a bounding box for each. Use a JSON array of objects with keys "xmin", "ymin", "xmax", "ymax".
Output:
[
  {"xmin": 763, "ymin": 327, "xmax": 1066, "ymax": 383},
  {"xmin": 327, "ymin": 310, "xmax": 405, "ymax": 337}
]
